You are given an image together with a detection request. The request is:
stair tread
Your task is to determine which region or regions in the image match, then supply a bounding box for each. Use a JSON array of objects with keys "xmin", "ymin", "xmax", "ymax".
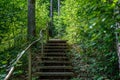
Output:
[
  {"xmin": 40, "ymin": 52, "xmax": 66, "ymax": 54},
  {"xmin": 44, "ymin": 49, "xmax": 68, "ymax": 50},
  {"xmin": 48, "ymin": 39, "xmax": 67, "ymax": 42},
  {"xmin": 38, "ymin": 66, "xmax": 72, "ymax": 69},
  {"xmin": 44, "ymin": 46, "xmax": 68, "ymax": 49},
  {"xmin": 44, "ymin": 48, "xmax": 68, "ymax": 49},
  {"xmin": 34, "ymin": 72, "xmax": 74, "ymax": 76},
  {"xmin": 46, "ymin": 43, "xmax": 67, "ymax": 46},
  {"xmin": 41, "ymin": 57, "xmax": 68, "ymax": 60},
  {"xmin": 38, "ymin": 79, "xmax": 68, "ymax": 80},
  {"xmin": 49, "ymin": 39, "xmax": 67, "ymax": 41},
  {"xmin": 42, "ymin": 56, "xmax": 68, "ymax": 58},
  {"xmin": 45, "ymin": 46, "xmax": 67, "ymax": 47},
  {"xmin": 41, "ymin": 61, "xmax": 70, "ymax": 63},
  {"xmin": 41, "ymin": 52, "xmax": 66, "ymax": 54}
]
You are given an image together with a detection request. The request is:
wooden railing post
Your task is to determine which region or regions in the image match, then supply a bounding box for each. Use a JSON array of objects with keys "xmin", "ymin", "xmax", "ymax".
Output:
[
  {"xmin": 41, "ymin": 36, "xmax": 44, "ymax": 54},
  {"xmin": 46, "ymin": 24, "xmax": 49, "ymax": 41},
  {"xmin": 28, "ymin": 49, "xmax": 32, "ymax": 80}
]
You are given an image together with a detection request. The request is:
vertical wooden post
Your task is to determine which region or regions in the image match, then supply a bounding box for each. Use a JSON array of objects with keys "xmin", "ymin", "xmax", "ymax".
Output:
[
  {"xmin": 41, "ymin": 33, "xmax": 44, "ymax": 54},
  {"xmin": 28, "ymin": 49, "xmax": 32, "ymax": 80},
  {"xmin": 46, "ymin": 23, "xmax": 49, "ymax": 41}
]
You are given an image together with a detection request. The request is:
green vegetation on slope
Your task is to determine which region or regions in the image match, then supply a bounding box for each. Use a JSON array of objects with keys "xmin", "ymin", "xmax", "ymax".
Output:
[
  {"xmin": 0, "ymin": 0, "xmax": 120, "ymax": 79},
  {"xmin": 0, "ymin": 0, "xmax": 49, "ymax": 79},
  {"xmin": 54, "ymin": 0, "xmax": 120, "ymax": 79}
]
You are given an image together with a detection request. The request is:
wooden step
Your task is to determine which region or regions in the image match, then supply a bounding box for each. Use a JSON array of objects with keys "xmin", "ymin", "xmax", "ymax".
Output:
[
  {"xmin": 44, "ymin": 46, "xmax": 68, "ymax": 49},
  {"xmin": 40, "ymin": 62, "xmax": 71, "ymax": 66},
  {"xmin": 39, "ymin": 61, "xmax": 71, "ymax": 66},
  {"xmin": 38, "ymin": 79, "xmax": 68, "ymax": 80},
  {"xmin": 46, "ymin": 43, "xmax": 67, "ymax": 46},
  {"xmin": 41, "ymin": 57, "xmax": 68, "ymax": 61},
  {"xmin": 48, "ymin": 39, "xmax": 67, "ymax": 43},
  {"xmin": 41, "ymin": 52, "xmax": 66, "ymax": 56},
  {"xmin": 33, "ymin": 72, "xmax": 73, "ymax": 79},
  {"xmin": 37, "ymin": 79, "xmax": 68, "ymax": 80},
  {"xmin": 41, "ymin": 61, "xmax": 70, "ymax": 64},
  {"xmin": 41, "ymin": 59, "xmax": 69, "ymax": 62},
  {"xmin": 42, "ymin": 56, "xmax": 68, "ymax": 59},
  {"xmin": 37, "ymin": 66, "xmax": 72, "ymax": 69},
  {"xmin": 34, "ymin": 72, "xmax": 74, "ymax": 76},
  {"xmin": 36, "ymin": 66, "xmax": 73, "ymax": 72},
  {"xmin": 43, "ymin": 49, "xmax": 68, "ymax": 52},
  {"xmin": 44, "ymin": 49, "xmax": 68, "ymax": 51}
]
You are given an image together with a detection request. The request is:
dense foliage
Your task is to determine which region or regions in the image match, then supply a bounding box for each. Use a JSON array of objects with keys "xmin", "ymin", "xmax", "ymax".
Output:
[
  {"xmin": 0, "ymin": 0, "xmax": 120, "ymax": 79},
  {"xmin": 0, "ymin": 0, "xmax": 49, "ymax": 79},
  {"xmin": 54, "ymin": 0, "xmax": 120, "ymax": 79},
  {"xmin": 0, "ymin": 0, "xmax": 27, "ymax": 79}
]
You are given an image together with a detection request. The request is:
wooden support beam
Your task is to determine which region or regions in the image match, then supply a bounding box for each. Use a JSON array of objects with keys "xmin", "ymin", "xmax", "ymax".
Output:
[{"xmin": 28, "ymin": 49, "xmax": 32, "ymax": 80}]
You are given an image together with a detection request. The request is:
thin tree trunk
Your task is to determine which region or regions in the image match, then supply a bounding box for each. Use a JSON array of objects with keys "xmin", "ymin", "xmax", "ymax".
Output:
[
  {"xmin": 116, "ymin": 0, "xmax": 120, "ymax": 71},
  {"xmin": 28, "ymin": 0, "xmax": 36, "ymax": 40},
  {"xmin": 117, "ymin": 0, "xmax": 120, "ymax": 71},
  {"xmin": 116, "ymin": 23, "xmax": 120, "ymax": 70},
  {"xmin": 49, "ymin": 0, "xmax": 53, "ymax": 37},
  {"xmin": 58, "ymin": 0, "xmax": 60, "ymax": 16},
  {"xmin": 50, "ymin": 0, "xmax": 53, "ymax": 19}
]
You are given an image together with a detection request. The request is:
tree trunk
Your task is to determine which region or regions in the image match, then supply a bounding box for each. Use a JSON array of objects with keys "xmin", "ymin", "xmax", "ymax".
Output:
[
  {"xmin": 116, "ymin": 0, "xmax": 120, "ymax": 71},
  {"xmin": 49, "ymin": 0, "xmax": 53, "ymax": 37},
  {"xmin": 116, "ymin": 23, "xmax": 120, "ymax": 71},
  {"xmin": 58, "ymin": 0, "xmax": 60, "ymax": 16},
  {"xmin": 28, "ymin": 0, "xmax": 36, "ymax": 40}
]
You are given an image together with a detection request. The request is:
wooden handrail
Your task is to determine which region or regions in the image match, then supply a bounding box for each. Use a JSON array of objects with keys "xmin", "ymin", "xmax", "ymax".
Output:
[{"xmin": 4, "ymin": 27, "xmax": 48, "ymax": 80}]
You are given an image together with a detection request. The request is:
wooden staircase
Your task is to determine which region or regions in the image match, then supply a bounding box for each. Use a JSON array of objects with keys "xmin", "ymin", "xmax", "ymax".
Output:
[{"xmin": 32, "ymin": 39, "xmax": 74, "ymax": 80}]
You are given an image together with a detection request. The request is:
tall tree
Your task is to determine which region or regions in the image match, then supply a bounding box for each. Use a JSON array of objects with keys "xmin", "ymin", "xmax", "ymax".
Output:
[
  {"xmin": 58, "ymin": 0, "xmax": 60, "ymax": 16},
  {"xmin": 116, "ymin": 0, "xmax": 120, "ymax": 71},
  {"xmin": 28, "ymin": 0, "xmax": 36, "ymax": 40},
  {"xmin": 49, "ymin": 0, "xmax": 53, "ymax": 37}
]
